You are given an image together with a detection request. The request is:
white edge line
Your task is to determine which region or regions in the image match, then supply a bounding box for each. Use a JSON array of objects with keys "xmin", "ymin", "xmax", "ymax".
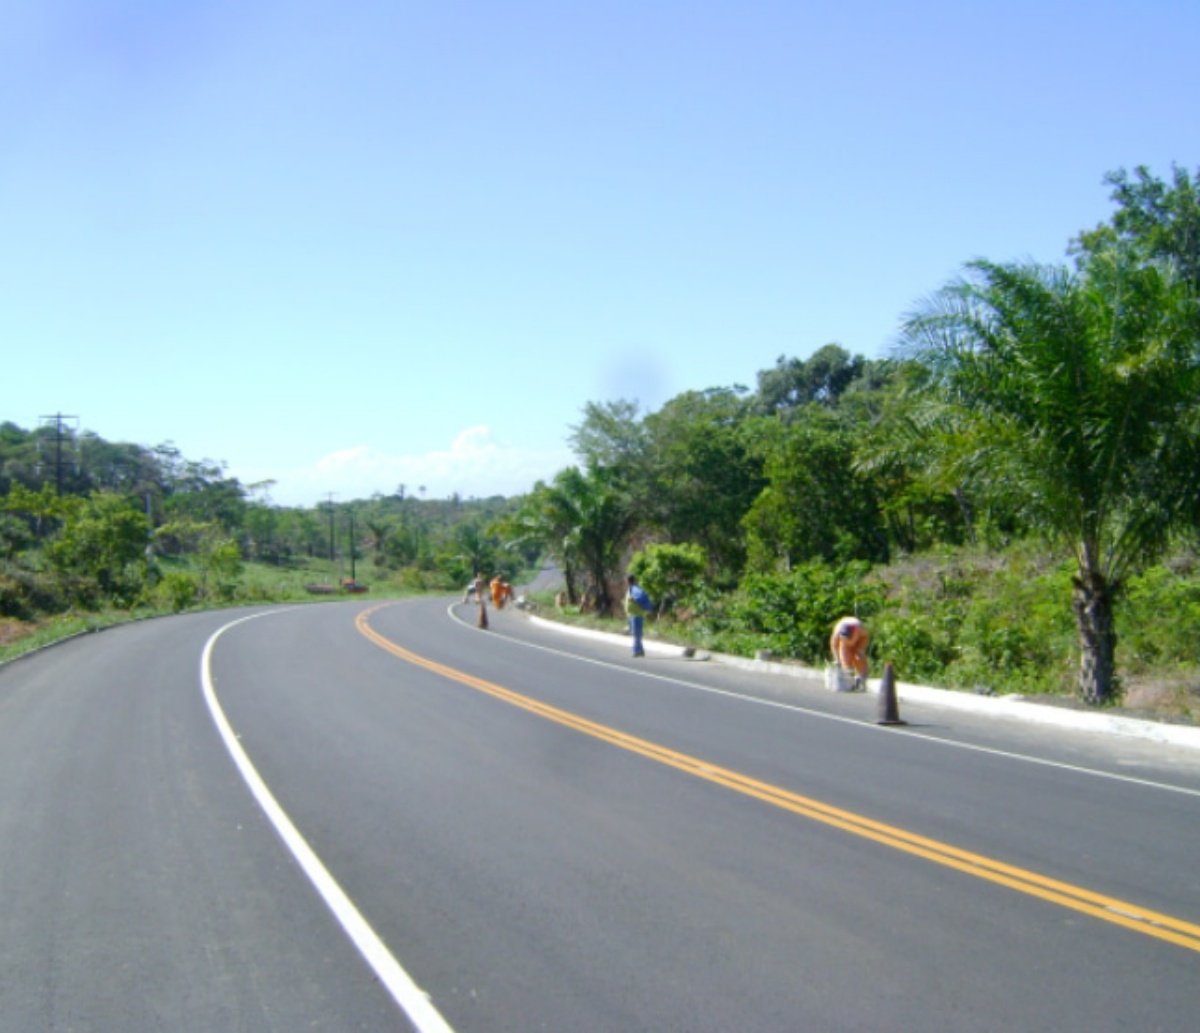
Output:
[
  {"xmin": 442, "ymin": 603, "xmax": 1200, "ymax": 800},
  {"xmin": 201, "ymin": 610, "xmax": 455, "ymax": 1033}
]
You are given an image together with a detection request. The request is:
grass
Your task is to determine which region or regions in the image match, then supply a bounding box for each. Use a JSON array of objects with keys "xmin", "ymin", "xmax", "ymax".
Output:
[
  {"xmin": 0, "ymin": 610, "xmax": 146, "ymax": 663},
  {"xmin": 0, "ymin": 556, "xmax": 431, "ymax": 665}
]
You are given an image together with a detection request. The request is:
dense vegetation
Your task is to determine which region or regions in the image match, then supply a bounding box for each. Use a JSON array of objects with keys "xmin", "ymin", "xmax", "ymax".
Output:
[{"xmin": 3, "ymin": 165, "xmax": 1198, "ymax": 714}]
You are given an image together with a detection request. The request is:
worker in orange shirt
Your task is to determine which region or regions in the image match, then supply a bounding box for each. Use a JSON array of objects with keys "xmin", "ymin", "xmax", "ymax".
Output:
[
  {"xmin": 830, "ymin": 615, "xmax": 870, "ymax": 686},
  {"xmin": 490, "ymin": 575, "xmax": 513, "ymax": 609}
]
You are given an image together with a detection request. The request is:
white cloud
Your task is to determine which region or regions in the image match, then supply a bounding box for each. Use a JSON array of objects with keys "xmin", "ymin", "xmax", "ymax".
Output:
[{"xmin": 247, "ymin": 425, "xmax": 576, "ymax": 507}]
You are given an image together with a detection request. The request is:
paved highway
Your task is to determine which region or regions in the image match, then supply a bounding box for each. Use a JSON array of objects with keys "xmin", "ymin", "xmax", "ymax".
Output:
[{"xmin": 2, "ymin": 597, "xmax": 1198, "ymax": 1031}]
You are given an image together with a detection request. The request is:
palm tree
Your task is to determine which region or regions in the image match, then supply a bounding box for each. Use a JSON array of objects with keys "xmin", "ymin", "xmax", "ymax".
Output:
[
  {"xmin": 501, "ymin": 479, "xmax": 582, "ymax": 604},
  {"xmin": 903, "ymin": 249, "xmax": 1200, "ymax": 704},
  {"xmin": 363, "ymin": 518, "xmax": 390, "ymax": 567},
  {"xmin": 505, "ymin": 467, "xmax": 637, "ymax": 614},
  {"xmin": 451, "ymin": 519, "xmax": 496, "ymax": 583},
  {"xmin": 558, "ymin": 466, "xmax": 639, "ymax": 615}
]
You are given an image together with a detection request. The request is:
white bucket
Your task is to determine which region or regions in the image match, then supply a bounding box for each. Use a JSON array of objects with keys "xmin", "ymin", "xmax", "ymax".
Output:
[{"xmin": 824, "ymin": 665, "xmax": 856, "ymax": 692}]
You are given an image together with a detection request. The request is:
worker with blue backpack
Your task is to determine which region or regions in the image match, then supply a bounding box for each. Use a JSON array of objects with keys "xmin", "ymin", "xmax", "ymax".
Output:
[{"xmin": 625, "ymin": 574, "xmax": 654, "ymax": 657}]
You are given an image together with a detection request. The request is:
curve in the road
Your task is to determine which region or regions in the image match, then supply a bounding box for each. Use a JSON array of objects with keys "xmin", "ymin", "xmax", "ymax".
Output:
[
  {"xmin": 202, "ymin": 609, "xmax": 456, "ymax": 1033},
  {"xmin": 356, "ymin": 602, "xmax": 1200, "ymax": 957}
]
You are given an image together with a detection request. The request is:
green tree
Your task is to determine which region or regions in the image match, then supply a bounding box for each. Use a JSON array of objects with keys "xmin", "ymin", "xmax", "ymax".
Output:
[
  {"xmin": 154, "ymin": 517, "xmax": 244, "ymax": 600},
  {"xmin": 569, "ymin": 399, "xmax": 650, "ymax": 475},
  {"xmin": 160, "ymin": 457, "xmax": 247, "ymax": 532},
  {"xmin": 755, "ymin": 344, "xmax": 864, "ymax": 414},
  {"xmin": 642, "ymin": 388, "xmax": 762, "ymax": 576},
  {"xmin": 517, "ymin": 466, "xmax": 636, "ymax": 614},
  {"xmin": 77, "ymin": 434, "xmax": 164, "ymax": 499},
  {"xmin": 275, "ymin": 508, "xmax": 327, "ymax": 560},
  {"xmin": 1075, "ymin": 164, "xmax": 1200, "ymax": 291},
  {"xmin": 502, "ymin": 477, "xmax": 586, "ymax": 603},
  {"xmin": 438, "ymin": 518, "xmax": 503, "ymax": 587},
  {"xmin": 564, "ymin": 467, "xmax": 638, "ymax": 614},
  {"xmin": 1, "ymin": 483, "xmax": 75, "ymax": 541},
  {"xmin": 628, "ymin": 542, "xmax": 708, "ymax": 615},
  {"xmin": 45, "ymin": 492, "xmax": 151, "ymax": 604},
  {"xmin": 363, "ymin": 518, "xmax": 392, "ymax": 567},
  {"xmin": 383, "ymin": 517, "xmax": 425, "ymax": 570},
  {"xmin": 0, "ymin": 423, "xmax": 48, "ymax": 495},
  {"xmin": 0, "ymin": 513, "xmax": 32, "ymax": 559},
  {"xmin": 853, "ymin": 361, "xmax": 1012, "ymax": 551},
  {"xmin": 243, "ymin": 503, "xmax": 282, "ymax": 563},
  {"xmin": 197, "ymin": 535, "xmax": 243, "ymax": 599},
  {"xmin": 742, "ymin": 410, "xmax": 888, "ymax": 570},
  {"xmin": 903, "ymin": 250, "xmax": 1200, "ymax": 704}
]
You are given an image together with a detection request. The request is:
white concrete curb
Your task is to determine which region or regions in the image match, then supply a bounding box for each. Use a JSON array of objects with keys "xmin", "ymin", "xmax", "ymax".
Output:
[
  {"xmin": 527, "ymin": 614, "xmax": 1200, "ymax": 751},
  {"xmin": 527, "ymin": 614, "xmax": 683, "ymax": 657}
]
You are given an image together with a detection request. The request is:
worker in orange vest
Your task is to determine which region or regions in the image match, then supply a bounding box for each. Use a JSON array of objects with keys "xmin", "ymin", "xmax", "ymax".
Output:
[
  {"xmin": 830, "ymin": 615, "xmax": 870, "ymax": 685},
  {"xmin": 490, "ymin": 575, "xmax": 513, "ymax": 609}
]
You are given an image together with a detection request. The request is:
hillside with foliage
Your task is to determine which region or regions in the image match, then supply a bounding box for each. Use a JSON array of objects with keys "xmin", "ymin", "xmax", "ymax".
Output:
[
  {"xmin": 0, "ymin": 436, "xmax": 526, "ymax": 619},
  {"xmin": 3, "ymin": 165, "xmax": 1199, "ymax": 716}
]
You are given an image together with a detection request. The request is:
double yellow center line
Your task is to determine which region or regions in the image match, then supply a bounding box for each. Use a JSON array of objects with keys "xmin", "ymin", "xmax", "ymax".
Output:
[{"xmin": 357, "ymin": 606, "xmax": 1200, "ymax": 955}]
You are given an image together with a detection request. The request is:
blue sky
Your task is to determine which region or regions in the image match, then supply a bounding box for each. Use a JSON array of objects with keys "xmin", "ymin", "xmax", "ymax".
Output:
[{"xmin": 2, "ymin": 1, "xmax": 1196, "ymax": 507}]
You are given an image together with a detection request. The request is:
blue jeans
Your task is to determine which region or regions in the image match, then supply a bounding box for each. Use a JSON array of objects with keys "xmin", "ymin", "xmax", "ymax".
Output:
[{"xmin": 629, "ymin": 614, "xmax": 645, "ymax": 655}]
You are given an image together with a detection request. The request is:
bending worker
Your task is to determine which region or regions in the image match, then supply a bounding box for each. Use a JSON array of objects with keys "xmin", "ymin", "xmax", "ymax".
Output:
[{"xmin": 830, "ymin": 615, "xmax": 870, "ymax": 680}]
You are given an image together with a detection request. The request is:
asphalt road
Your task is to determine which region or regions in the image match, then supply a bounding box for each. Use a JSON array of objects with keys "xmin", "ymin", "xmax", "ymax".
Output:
[{"xmin": 2, "ymin": 597, "xmax": 1198, "ymax": 1032}]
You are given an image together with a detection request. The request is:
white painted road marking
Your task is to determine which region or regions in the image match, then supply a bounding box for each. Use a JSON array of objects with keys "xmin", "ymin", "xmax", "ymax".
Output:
[{"xmin": 201, "ymin": 610, "xmax": 455, "ymax": 1033}]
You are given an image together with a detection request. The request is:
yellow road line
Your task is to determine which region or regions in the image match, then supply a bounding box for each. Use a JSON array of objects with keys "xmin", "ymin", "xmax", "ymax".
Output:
[{"xmin": 356, "ymin": 606, "xmax": 1200, "ymax": 955}]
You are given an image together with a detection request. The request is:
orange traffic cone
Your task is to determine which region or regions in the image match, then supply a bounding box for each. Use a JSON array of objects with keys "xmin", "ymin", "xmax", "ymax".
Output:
[
  {"xmin": 478, "ymin": 600, "xmax": 489, "ymax": 629},
  {"xmin": 877, "ymin": 662, "xmax": 906, "ymax": 726}
]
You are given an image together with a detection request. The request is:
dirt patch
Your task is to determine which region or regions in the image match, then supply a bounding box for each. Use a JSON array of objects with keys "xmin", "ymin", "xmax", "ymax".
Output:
[
  {"xmin": 1120, "ymin": 674, "xmax": 1200, "ymax": 725},
  {"xmin": 1014, "ymin": 674, "xmax": 1199, "ymax": 726},
  {"xmin": 0, "ymin": 618, "xmax": 37, "ymax": 649}
]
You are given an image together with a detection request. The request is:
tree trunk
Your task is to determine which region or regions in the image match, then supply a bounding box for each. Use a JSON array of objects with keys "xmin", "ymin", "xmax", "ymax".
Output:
[
  {"xmin": 953, "ymin": 488, "xmax": 977, "ymax": 546},
  {"xmin": 1072, "ymin": 566, "xmax": 1118, "ymax": 705},
  {"xmin": 592, "ymin": 570, "xmax": 613, "ymax": 617}
]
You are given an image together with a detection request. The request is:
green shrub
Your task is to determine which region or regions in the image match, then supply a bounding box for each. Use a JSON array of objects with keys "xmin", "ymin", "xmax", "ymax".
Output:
[
  {"xmin": 45, "ymin": 492, "xmax": 150, "ymax": 605},
  {"xmin": 867, "ymin": 548, "xmax": 1079, "ymax": 695},
  {"xmin": 0, "ymin": 572, "xmax": 33, "ymax": 620},
  {"xmin": 391, "ymin": 566, "xmax": 434, "ymax": 593},
  {"xmin": 156, "ymin": 571, "xmax": 200, "ymax": 612},
  {"xmin": 0, "ymin": 566, "xmax": 74, "ymax": 619},
  {"xmin": 233, "ymin": 579, "xmax": 283, "ymax": 603},
  {"xmin": 629, "ymin": 542, "xmax": 708, "ymax": 614},
  {"xmin": 954, "ymin": 562, "xmax": 1075, "ymax": 694},
  {"xmin": 725, "ymin": 561, "xmax": 883, "ymax": 663},
  {"xmin": 872, "ymin": 607, "xmax": 962, "ymax": 682},
  {"xmin": 1119, "ymin": 566, "xmax": 1200, "ymax": 669}
]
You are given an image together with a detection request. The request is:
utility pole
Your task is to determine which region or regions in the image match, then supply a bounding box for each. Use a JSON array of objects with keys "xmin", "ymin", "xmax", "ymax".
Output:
[
  {"xmin": 347, "ymin": 506, "xmax": 357, "ymax": 583},
  {"xmin": 324, "ymin": 493, "xmax": 337, "ymax": 569},
  {"xmin": 39, "ymin": 412, "xmax": 78, "ymax": 494}
]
